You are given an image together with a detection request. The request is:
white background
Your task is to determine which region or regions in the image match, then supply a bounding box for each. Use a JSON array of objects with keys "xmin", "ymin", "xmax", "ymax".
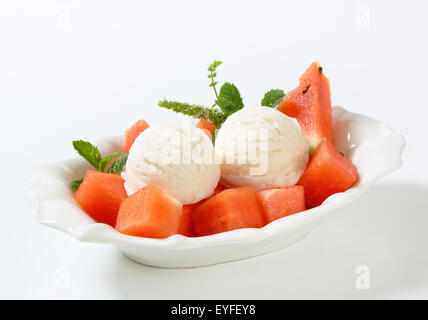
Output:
[{"xmin": 1, "ymin": 0, "xmax": 427, "ymax": 299}]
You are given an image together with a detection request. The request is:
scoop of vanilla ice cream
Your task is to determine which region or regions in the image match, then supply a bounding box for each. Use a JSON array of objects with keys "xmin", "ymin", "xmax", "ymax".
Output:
[
  {"xmin": 122, "ymin": 121, "xmax": 220, "ymax": 204},
  {"xmin": 214, "ymin": 106, "xmax": 309, "ymax": 191}
]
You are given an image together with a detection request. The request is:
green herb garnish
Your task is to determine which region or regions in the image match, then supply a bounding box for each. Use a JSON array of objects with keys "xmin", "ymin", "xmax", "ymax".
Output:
[
  {"xmin": 99, "ymin": 150, "xmax": 122, "ymax": 172},
  {"xmin": 216, "ymin": 82, "xmax": 244, "ymax": 116},
  {"xmin": 158, "ymin": 100, "xmax": 227, "ymax": 128},
  {"xmin": 158, "ymin": 60, "xmax": 244, "ymax": 130},
  {"xmin": 70, "ymin": 140, "xmax": 125, "ymax": 192},
  {"xmin": 208, "ymin": 60, "xmax": 223, "ymax": 104},
  {"xmin": 211, "ymin": 129, "xmax": 218, "ymax": 144},
  {"xmin": 261, "ymin": 89, "xmax": 286, "ymax": 108},
  {"xmin": 107, "ymin": 153, "xmax": 129, "ymax": 174},
  {"xmin": 69, "ymin": 179, "xmax": 83, "ymax": 192},
  {"xmin": 72, "ymin": 140, "xmax": 103, "ymax": 171}
]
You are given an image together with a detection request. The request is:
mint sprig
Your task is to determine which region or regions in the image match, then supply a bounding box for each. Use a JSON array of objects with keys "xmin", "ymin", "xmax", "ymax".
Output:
[
  {"xmin": 99, "ymin": 150, "xmax": 122, "ymax": 172},
  {"xmin": 70, "ymin": 140, "xmax": 125, "ymax": 192},
  {"xmin": 158, "ymin": 100, "xmax": 226, "ymax": 127},
  {"xmin": 107, "ymin": 153, "xmax": 129, "ymax": 174},
  {"xmin": 216, "ymin": 82, "xmax": 244, "ymax": 116},
  {"xmin": 70, "ymin": 179, "xmax": 83, "ymax": 192},
  {"xmin": 208, "ymin": 60, "xmax": 223, "ymax": 103},
  {"xmin": 261, "ymin": 89, "xmax": 285, "ymax": 108},
  {"xmin": 158, "ymin": 60, "xmax": 244, "ymax": 129},
  {"xmin": 72, "ymin": 140, "xmax": 103, "ymax": 171}
]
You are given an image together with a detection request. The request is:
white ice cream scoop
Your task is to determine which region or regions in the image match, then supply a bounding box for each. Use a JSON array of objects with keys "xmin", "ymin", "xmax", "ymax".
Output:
[
  {"xmin": 214, "ymin": 106, "xmax": 309, "ymax": 191},
  {"xmin": 122, "ymin": 121, "xmax": 220, "ymax": 204}
]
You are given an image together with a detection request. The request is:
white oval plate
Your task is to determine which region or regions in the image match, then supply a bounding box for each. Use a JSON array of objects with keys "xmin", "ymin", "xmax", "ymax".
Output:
[{"xmin": 26, "ymin": 107, "xmax": 406, "ymax": 268}]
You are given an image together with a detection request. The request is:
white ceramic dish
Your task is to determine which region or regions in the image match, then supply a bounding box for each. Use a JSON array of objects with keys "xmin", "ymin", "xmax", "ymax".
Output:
[{"xmin": 26, "ymin": 107, "xmax": 406, "ymax": 268}]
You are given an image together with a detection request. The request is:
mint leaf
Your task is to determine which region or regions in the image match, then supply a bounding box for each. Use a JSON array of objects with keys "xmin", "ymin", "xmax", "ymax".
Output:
[
  {"xmin": 70, "ymin": 179, "xmax": 83, "ymax": 192},
  {"xmin": 99, "ymin": 149, "xmax": 122, "ymax": 172},
  {"xmin": 72, "ymin": 140, "xmax": 102, "ymax": 170},
  {"xmin": 107, "ymin": 153, "xmax": 128, "ymax": 174},
  {"xmin": 216, "ymin": 82, "xmax": 244, "ymax": 116},
  {"xmin": 261, "ymin": 89, "xmax": 285, "ymax": 108}
]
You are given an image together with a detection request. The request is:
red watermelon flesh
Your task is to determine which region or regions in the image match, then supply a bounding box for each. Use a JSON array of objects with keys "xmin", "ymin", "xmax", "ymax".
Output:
[
  {"xmin": 115, "ymin": 184, "xmax": 182, "ymax": 238},
  {"xmin": 257, "ymin": 186, "xmax": 305, "ymax": 223},
  {"xmin": 297, "ymin": 141, "xmax": 358, "ymax": 208},
  {"xmin": 277, "ymin": 62, "xmax": 334, "ymax": 152},
  {"xmin": 192, "ymin": 186, "xmax": 265, "ymax": 236},
  {"xmin": 177, "ymin": 183, "xmax": 226, "ymax": 237},
  {"xmin": 123, "ymin": 119, "xmax": 149, "ymax": 154},
  {"xmin": 74, "ymin": 171, "xmax": 127, "ymax": 227},
  {"xmin": 196, "ymin": 119, "xmax": 217, "ymax": 136},
  {"xmin": 178, "ymin": 205, "xmax": 196, "ymax": 237}
]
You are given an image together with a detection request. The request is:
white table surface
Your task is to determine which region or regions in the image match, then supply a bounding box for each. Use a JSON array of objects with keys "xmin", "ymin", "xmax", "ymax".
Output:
[{"xmin": 1, "ymin": 0, "xmax": 427, "ymax": 299}]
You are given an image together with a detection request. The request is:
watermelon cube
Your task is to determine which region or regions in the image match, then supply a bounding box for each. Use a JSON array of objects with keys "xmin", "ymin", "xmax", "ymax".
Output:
[
  {"xmin": 74, "ymin": 171, "xmax": 127, "ymax": 227},
  {"xmin": 196, "ymin": 119, "xmax": 217, "ymax": 136},
  {"xmin": 192, "ymin": 186, "xmax": 265, "ymax": 236},
  {"xmin": 257, "ymin": 186, "xmax": 305, "ymax": 223},
  {"xmin": 177, "ymin": 183, "xmax": 227, "ymax": 237},
  {"xmin": 123, "ymin": 119, "xmax": 149, "ymax": 153},
  {"xmin": 297, "ymin": 141, "xmax": 358, "ymax": 208},
  {"xmin": 115, "ymin": 184, "xmax": 183, "ymax": 238},
  {"xmin": 177, "ymin": 205, "xmax": 196, "ymax": 237}
]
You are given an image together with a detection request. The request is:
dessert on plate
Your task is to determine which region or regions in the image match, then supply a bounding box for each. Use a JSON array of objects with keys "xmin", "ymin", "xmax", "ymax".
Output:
[{"xmin": 70, "ymin": 61, "xmax": 358, "ymax": 239}]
